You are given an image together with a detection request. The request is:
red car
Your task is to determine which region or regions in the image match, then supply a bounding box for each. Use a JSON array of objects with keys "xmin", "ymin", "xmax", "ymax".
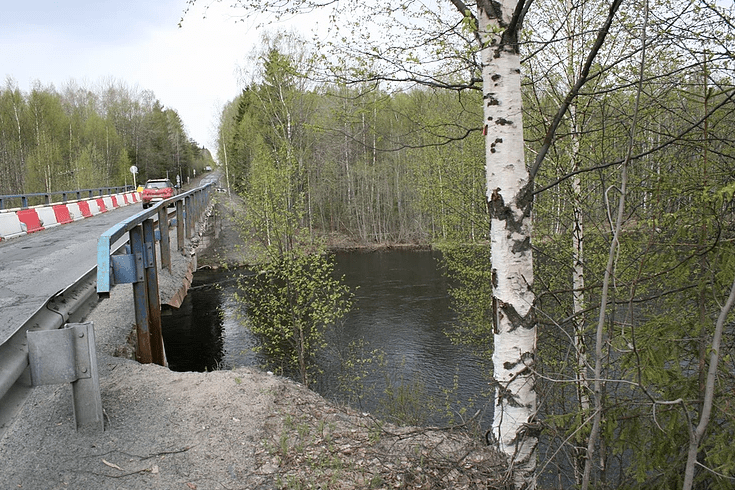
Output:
[{"xmin": 140, "ymin": 179, "xmax": 176, "ymax": 208}]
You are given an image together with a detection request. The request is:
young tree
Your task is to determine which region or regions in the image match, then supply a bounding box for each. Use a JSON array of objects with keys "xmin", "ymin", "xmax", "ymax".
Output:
[
  {"xmin": 237, "ymin": 250, "xmax": 353, "ymax": 386},
  {"xmin": 224, "ymin": 33, "xmax": 355, "ymax": 388}
]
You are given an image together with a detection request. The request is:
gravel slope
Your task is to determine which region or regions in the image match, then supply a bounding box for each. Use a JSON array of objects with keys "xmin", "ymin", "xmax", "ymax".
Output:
[{"xmin": 0, "ymin": 195, "xmax": 506, "ymax": 490}]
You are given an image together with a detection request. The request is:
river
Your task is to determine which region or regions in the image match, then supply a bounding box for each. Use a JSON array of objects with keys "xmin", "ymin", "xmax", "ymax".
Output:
[{"xmin": 161, "ymin": 249, "xmax": 492, "ymax": 426}]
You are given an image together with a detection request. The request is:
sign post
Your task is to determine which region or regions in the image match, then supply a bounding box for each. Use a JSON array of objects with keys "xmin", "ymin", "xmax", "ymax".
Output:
[{"xmin": 130, "ymin": 165, "xmax": 138, "ymax": 190}]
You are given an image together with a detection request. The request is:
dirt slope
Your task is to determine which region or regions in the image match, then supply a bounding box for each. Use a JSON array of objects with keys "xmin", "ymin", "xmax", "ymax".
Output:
[{"xmin": 0, "ymin": 193, "xmax": 507, "ymax": 490}]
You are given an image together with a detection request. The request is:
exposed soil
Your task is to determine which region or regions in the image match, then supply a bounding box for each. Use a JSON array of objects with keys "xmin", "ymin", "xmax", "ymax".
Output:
[{"xmin": 0, "ymin": 190, "xmax": 509, "ymax": 490}]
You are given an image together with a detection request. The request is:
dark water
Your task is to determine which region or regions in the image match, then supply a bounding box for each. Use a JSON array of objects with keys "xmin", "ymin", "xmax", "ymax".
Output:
[
  {"xmin": 161, "ymin": 268, "xmax": 263, "ymax": 371},
  {"xmin": 161, "ymin": 249, "xmax": 492, "ymax": 425}
]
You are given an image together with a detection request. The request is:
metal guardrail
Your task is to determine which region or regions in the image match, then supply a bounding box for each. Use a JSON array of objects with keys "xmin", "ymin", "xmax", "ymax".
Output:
[
  {"xmin": 0, "ymin": 264, "xmax": 101, "ymax": 436},
  {"xmin": 0, "ymin": 181, "xmax": 215, "ymax": 434},
  {"xmin": 96, "ymin": 182, "xmax": 215, "ymax": 365},
  {"xmin": 0, "ymin": 186, "xmax": 135, "ymax": 211},
  {"xmin": 96, "ymin": 182, "xmax": 214, "ymax": 295}
]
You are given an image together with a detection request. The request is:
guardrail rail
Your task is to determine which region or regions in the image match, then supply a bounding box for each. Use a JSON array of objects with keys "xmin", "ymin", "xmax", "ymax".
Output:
[
  {"xmin": 0, "ymin": 181, "xmax": 215, "ymax": 434},
  {"xmin": 96, "ymin": 183, "xmax": 215, "ymax": 365},
  {"xmin": 0, "ymin": 186, "xmax": 135, "ymax": 210}
]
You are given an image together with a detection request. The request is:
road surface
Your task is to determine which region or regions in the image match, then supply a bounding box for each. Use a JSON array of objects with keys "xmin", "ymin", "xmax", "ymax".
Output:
[{"xmin": 0, "ymin": 204, "xmax": 144, "ymax": 344}]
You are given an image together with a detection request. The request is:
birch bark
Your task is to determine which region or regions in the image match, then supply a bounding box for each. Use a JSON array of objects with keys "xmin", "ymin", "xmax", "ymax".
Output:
[{"xmin": 479, "ymin": 1, "xmax": 537, "ymax": 487}]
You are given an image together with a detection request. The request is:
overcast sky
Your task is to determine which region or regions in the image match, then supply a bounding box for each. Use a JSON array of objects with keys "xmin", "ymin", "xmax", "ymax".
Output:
[{"xmin": 0, "ymin": 0, "xmax": 324, "ymax": 152}]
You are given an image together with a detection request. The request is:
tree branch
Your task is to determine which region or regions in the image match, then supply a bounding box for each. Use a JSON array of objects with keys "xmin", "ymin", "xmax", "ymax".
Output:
[{"xmin": 528, "ymin": 0, "xmax": 625, "ymax": 184}]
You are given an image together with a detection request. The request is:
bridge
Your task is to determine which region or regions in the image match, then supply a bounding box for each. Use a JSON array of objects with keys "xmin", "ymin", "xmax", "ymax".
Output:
[{"xmin": 0, "ymin": 175, "xmax": 218, "ymax": 432}]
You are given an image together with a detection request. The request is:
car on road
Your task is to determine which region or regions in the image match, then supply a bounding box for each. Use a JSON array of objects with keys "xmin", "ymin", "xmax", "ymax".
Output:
[{"xmin": 140, "ymin": 179, "xmax": 177, "ymax": 208}]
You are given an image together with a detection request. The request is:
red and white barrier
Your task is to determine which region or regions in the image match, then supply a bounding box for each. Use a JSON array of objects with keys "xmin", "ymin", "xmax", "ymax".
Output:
[
  {"xmin": 94, "ymin": 198, "xmax": 107, "ymax": 213},
  {"xmin": 77, "ymin": 200, "xmax": 93, "ymax": 218},
  {"xmin": 0, "ymin": 192, "xmax": 140, "ymax": 241},
  {"xmin": 66, "ymin": 202, "xmax": 84, "ymax": 221},
  {"xmin": 36, "ymin": 207, "xmax": 60, "ymax": 229},
  {"xmin": 53, "ymin": 204, "xmax": 73, "ymax": 225}
]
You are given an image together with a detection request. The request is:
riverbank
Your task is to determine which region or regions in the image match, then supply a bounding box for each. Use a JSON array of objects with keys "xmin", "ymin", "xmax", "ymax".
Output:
[{"xmin": 0, "ymin": 192, "xmax": 507, "ymax": 489}]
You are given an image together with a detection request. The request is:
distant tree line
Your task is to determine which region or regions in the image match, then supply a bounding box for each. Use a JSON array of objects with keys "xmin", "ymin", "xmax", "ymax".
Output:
[
  {"xmin": 217, "ymin": 32, "xmax": 488, "ymax": 246},
  {"xmin": 0, "ymin": 78, "xmax": 214, "ymax": 196}
]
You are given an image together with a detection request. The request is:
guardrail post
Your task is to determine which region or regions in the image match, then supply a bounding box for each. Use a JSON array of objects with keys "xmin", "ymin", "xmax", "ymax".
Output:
[
  {"xmin": 176, "ymin": 200, "xmax": 185, "ymax": 252},
  {"xmin": 158, "ymin": 205, "xmax": 171, "ymax": 270},
  {"xmin": 128, "ymin": 220, "xmax": 166, "ymax": 366},
  {"xmin": 129, "ymin": 224, "xmax": 152, "ymax": 363},
  {"xmin": 143, "ymin": 219, "xmax": 166, "ymax": 366},
  {"xmin": 26, "ymin": 322, "xmax": 104, "ymax": 431}
]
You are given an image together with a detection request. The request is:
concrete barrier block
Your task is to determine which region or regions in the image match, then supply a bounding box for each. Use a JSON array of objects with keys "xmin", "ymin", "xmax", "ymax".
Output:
[
  {"xmin": 36, "ymin": 207, "xmax": 59, "ymax": 229},
  {"xmin": 67, "ymin": 202, "xmax": 84, "ymax": 221},
  {"xmin": 16, "ymin": 209, "xmax": 44, "ymax": 233},
  {"xmin": 95, "ymin": 198, "xmax": 107, "ymax": 213},
  {"xmin": 88, "ymin": 200, "xmax": 101, "ymax": 215},
  {"xmin": 77, "ymin": 200, "xmax": 92, "ymax": 218},
  {"xmin": 103, "ymin": 196, "xmax": 114, "ymax": 210},
  {"xmin": 0, "ymin": 211, "xmax": 26, "ymax": 239},
  {"xmin": 53, "ymin": 204, "xmax": 73, "ymax": 224}
]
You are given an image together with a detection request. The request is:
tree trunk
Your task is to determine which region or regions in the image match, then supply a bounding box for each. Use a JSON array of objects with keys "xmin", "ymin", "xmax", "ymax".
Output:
[
  {"xmin": 479, "ymin": 1, "xmax": 538, "ymax": 488},
  {"xmin": 683, "ymin": 273, "xmax": 735, "ymax": 490}
]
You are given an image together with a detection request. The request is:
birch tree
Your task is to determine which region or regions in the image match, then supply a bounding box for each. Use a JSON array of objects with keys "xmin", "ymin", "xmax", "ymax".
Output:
[{"xmin": 476, "ymin": 1, "xmax": 539, "ymax": 487}]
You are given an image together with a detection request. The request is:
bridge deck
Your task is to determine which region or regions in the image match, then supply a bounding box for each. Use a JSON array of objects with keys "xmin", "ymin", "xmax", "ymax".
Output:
[{"xmin": 0, "ymin": 205, "xmax": 142, "ymax": 345}]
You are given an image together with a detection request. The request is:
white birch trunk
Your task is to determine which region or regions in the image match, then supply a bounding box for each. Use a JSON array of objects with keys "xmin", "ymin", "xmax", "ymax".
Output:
[{"xmin": 479, "ymin": 1, "xmax": 537, "ymax": 488}]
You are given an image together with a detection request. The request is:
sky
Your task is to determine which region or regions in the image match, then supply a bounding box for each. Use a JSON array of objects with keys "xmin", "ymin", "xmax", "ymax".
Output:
[{"xmin": 0, "ymin": 0, "xmax": 326, "ymax": 152}]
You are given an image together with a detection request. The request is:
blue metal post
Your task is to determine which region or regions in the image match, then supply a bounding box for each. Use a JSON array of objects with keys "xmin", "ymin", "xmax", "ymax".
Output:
[
  {"xmin": 96, "ymin": 235, "xmax": 112, "ymax": 298},
  {"xmin": 129, "ymin": 225, "xmax": 152, "ymax": 364},
  {"xmin": 157, "ymin": 205, "xmax": 171, "ymax": 270},
  {"xmin": 143, "ymin": 219, "xmax": 166, "ymax": 366}
]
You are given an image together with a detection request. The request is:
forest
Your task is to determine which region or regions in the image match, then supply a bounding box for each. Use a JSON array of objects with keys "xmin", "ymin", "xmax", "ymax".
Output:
[
  {"xmin": 0, "ymin": 78, "xmax": 214, "ymax": 196},
  {"xmin": 213, "ymin": 0, "xmax": 735, "ymax": 488},
  {"xmin": 1, "ymin": 0, "xmax": 731, "ymax": 485}
]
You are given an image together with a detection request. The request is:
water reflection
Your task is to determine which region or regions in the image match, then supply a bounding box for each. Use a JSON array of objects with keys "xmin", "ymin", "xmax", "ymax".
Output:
[
  {"xmin": 322, "ymin": 250, "xmax": 492, "ymax": 422},
  {"xmin": 162, "ymin": 250, "xmax": 492, "ymax": 425}
]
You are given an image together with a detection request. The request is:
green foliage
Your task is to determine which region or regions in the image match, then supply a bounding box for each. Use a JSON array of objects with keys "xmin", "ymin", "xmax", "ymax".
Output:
[
  {"xmin": 236, "ymin": 251, "xmax": 353, "ymax": 387},
  {"xmin": 438, "ymin": 243, "xmax": 494, "ymax": 361},
  {"xmin": 332, "ymin": 339, "xmax": 386, "ymax": 411},
  {"xmin": 218, "ymin": 33, "xmax": 486, "ymax": 244},
  {"xmin": 378, "ymin": 360, "xmax": 434, "ymax": 426}
]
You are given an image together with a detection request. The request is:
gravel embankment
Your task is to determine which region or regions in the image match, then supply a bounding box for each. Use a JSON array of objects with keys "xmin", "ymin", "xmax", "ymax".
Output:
[{"xmin": 0, "ymin": 194, "xmax": 506, "ymax": 490}]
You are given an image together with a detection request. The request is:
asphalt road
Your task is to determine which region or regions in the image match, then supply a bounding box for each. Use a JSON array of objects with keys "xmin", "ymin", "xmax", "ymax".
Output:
[{"xmin": 0, "ymin": 203, "xmax": 144, "ymax": 344}]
